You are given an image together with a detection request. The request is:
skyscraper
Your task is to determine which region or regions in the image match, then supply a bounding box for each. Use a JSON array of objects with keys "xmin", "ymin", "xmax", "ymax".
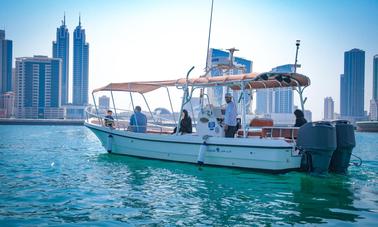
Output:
[
  {"xmin": 15, "ymin": 56, "xmax": 64, "ymax": 119},
  {"xmin": 340, "ymin": 49, "xmax": 365, "ymax": 120},
  {"xmin": 53, "ymin": 15, "xmax": 69, "ymax": 105},
  {"xmin": 206, "ymin": 48, "xmax": 252, "ymax": 112},
  {"xmin": 73, "ymin": 17, "xmax": 89, "ymax": 106},
  {"xmin": 0, "ymin": 30, "xmax": 13, "ymax": 94},
  {"xmin": 99, "ymin": 95, "xmax": 110, "ymax": 110},
  {"xmin": 256, "ymin": 64, "xmax": 294, "ymax": 115},
  {"xmin": 373, "ymin": 55, "xmax": 378, "ymax": 101},
  {"xmin": 369, "ymin": 55, "xmax": 378, "ymax": 120},
  {"xmin": 324, "ymin": 97, "xmax": 334, "ymax": 120}
]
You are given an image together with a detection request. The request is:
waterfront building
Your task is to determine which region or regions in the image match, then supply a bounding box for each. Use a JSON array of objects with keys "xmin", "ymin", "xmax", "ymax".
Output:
[
  {"xmin": 0, "ymin": 91, "xmax": 15, "ymax": 118},
  {"xmin": 206, "ymin": 48, "xmax": 252, "ymax": 113},
  {"xmin": 271, "ymin": 64, "xmax": 294, "ymax": 113},
  {"xmin": 15, "ymin": 56, "xmax": 64, "ymax": 119},
  {"xmin": 0, "ymin": 30, "xmax": 13, "ymax": 96},
  {"xmin": 324, "ymin": 97, "xmax": 334, "ymax": 120},
  {"xmin": 52, "ymin": 15, "xmax": 70, "ymax": 105},
  {"xmin": 370, "ymin": 99, "xmax": 378, "ymax": 121},
  {"xmin": 369, "ymin": 55, "xmax": 378, "ymax": 120},
  {"xmin": 304, "ymin": 110, "xmax": 312, "ymax": 122},
  {"xmin": 98, "ymin": 95, "xmax": 110, "ymax": 110},
  {"xmin": 73, "ymin": 17, "xmax": 89, "ymax": 106},
  {"xmin": 64, "ymin": 104, "xmax": 86, "ymax": 119},
  {"xmin": 373, "ymin": 55, "xmax": 378, "ymax": 101},
  {"xmin": 256, "ymin": 64, "xmax": 295, "ymax": 115},
  {"xmin": 255, "ymin": 90, "xmax": 273, "ymax": 115},
  {"xmin": 340, "ymin": 49, "xmax": 365, "ymax": 121}
]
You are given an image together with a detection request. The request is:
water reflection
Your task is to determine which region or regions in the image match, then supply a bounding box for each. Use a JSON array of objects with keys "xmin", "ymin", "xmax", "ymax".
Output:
[{"xmin": 96, "ymin": 154, "xmax": 368, "ymax": 225}]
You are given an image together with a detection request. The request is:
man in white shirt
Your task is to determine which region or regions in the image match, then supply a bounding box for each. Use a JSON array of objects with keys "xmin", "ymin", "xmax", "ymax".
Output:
[{"xmin": 224, "ymin": 92, "xmax": 237, "ymax": 138}]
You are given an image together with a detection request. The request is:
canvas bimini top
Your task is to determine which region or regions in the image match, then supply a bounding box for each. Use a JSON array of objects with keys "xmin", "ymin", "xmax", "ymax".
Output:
[{"xmin": 93, "ymin": 72, "xmax": 310, "ymax": 94}]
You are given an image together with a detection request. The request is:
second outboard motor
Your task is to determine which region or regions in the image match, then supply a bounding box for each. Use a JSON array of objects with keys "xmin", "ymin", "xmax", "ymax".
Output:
[
  {"xmin": 329, "ymin": 120, "xmax": 356, "ymax": 174},
  {"xmin": 297, "ymin": 122, "xmax": 337, "ymax": 175}
]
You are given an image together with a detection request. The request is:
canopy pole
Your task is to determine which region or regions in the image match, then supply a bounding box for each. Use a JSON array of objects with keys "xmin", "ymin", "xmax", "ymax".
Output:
[
  {"xmin": 241, "ymin": 82, "xmax": 247, "ymax": 138},
  {"xmin": 110, "ymin": 90, "xmax": 119, "ymax": 127},
  {"xmin": 200, "ymin": 0, "xmax": 214, "ymax": 112},
  {"xmin": 92, "ymin": 92, "xmax": 102, "ymax": 125},
  {"xmin": 166, "ymin": 87, "xmax": 177, "ymax": 125},
  {"xmin": 293, "ymin": 40, "xmax": 304, "ymax": 112},
  {"xmin": 141, "ymin": 93, "xmax": 155, "ymax": 124},
  {"xmin": 129, "ymin": 92, "xmax": 138, "ymax": 131},
  {"xmin": 177, "ymin": 66, "xmax": 195, "ymax": 135}
]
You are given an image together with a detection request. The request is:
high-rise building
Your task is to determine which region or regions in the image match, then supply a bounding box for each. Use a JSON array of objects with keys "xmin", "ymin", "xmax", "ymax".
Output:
[
  {"xmin": 255, "ymin": 90, "xmax": 273, "ymax": 114},
  {"xmin": 53, "ymin": 15, "xmax": 69, "ymax": 105},
  {"xmin": 369, "ymin": 55, "xmax": 378, "ymax": 120},
  {"xmin": 206, "ymin": 48, "xmax": 252, "ymax": 112},
  {"xmin": 272, "ymin": 64, "xmax": 294, "ymax": 113},
  {"xmin": 0, "ymin": 30, "xmax": 13, "ymax": 94},
  {"xmin": 73, "ymin": 17, "xmax": 89, "ymax": 106},
  {"xmin": 98, "ymin": 95, "xmax": 110, "ymax": 110},
  {"xmin": 340, "ymin": 49, "xmax": 365, "ymax": 120},
  {"xmin": 0, "ymin": 91, "xmax": 15, "ymax": 118},
  {"xmin": 324, "ymin": 97, "xmax": 334, "ymax": 120},
  {"xmin": 256, "ymin": 64, "xmax": 294, "ymax": 115},
  {"xmin": 373, "ymin": 55, "xmax": 378, "ymax": 101},
  {"xmin": 304, "ymin": 110, "xmax": 312, "ymax": 122},
  {"xmin": 370, "ymin": 99, "xmax": 378, "ymax": 121},
  {"xmin": 15, "ymin": 56, "xmax": 64, "ymax": 119}
]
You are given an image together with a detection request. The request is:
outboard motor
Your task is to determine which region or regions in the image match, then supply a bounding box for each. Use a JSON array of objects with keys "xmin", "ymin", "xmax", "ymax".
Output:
[
  {"xmin": 329, "ymin": 120, "xmax": 356, "ymax": 174},
  {"xmin": 297, "ymin": 122, "xmax": 337, "ymax": 175}
]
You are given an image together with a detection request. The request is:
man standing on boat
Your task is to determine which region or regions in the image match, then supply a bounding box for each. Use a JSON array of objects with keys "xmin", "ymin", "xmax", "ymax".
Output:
[
  {"xmin": 224, "ymin": 92, "xmax": 237, "ymax": 138},
  {"xmin": 129, "ymin": 106, "xmax": 147, "ymax": 133}
]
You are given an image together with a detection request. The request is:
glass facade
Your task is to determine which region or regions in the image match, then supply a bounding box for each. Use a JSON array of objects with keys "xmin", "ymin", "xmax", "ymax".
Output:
[
  {"xmin": 52, "ymin": 16, "xmax": 69, "ymax": 105},
  {"xmin": 340, "ymin": 49, "xmax": 365, "ymax": 118},
  {"xmin": 15, "ymin": 56, "xmax": 64, "ymax": 119},
  {"xmin": 373, "ymin": 55, "xmax": 378, "ymax": 101},
  {"xmin": 73, "ymin": 18, "xmax": 89, "ymax": 106},
  {"xmin": 0, "ymin": 30, "xmax": 13, "ymax": 94}
]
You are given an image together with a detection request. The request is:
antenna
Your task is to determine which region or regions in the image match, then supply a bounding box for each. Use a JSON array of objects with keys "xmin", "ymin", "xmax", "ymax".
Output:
[
  {"xmin": 226, "ymin": 47, "xmax": 239, "ymax": 67},
  {"xmin": 294, "ymin": 40, "xmax": 300, "ymax": 73},
  {"xmin": 205, "ymin": 0, "xmax": 214, "ymax": 71}
]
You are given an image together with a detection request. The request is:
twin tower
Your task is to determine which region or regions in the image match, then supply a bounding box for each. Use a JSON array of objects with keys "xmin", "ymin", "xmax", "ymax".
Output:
[{"xmin": 53, "ymin": 15, "xmax": 89, "ymax": 106}]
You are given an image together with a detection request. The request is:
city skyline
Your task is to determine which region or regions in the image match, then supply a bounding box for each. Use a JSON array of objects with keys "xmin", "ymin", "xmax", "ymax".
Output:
[
  {"xmin": 52, "ymin": 15, "xmax": 69, "ymax": 105},
  {"xmin": 1, "ymin": 0, "xmax": 377, "ymax": 120}
]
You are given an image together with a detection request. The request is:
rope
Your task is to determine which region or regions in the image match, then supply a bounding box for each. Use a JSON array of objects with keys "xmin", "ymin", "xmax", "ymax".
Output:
[{"xmin": 350, "ymin": 153, "xmax": 362, "ymax": 167}]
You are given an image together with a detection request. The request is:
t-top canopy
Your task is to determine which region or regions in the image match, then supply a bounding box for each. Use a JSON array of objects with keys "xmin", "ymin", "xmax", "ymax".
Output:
[{"xmin": 93, "ymin": 72, "xmax": 310, "ymax": 94}]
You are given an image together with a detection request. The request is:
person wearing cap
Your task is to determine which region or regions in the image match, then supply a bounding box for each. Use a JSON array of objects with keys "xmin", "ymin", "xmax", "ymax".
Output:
[
  {"xmin": 129, "ymin": 106, "xmax": 147, "ymax": 133},
  {"xmin": 104, "ymin": 110, "xmax": 115, "ymax": 128},
  {"xmin": 224, "ymin": 92, "xmax": 238, "ymax": 138}
]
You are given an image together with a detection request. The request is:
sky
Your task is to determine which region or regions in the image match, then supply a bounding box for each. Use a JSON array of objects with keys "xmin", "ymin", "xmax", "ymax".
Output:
[{"xmin": 1, "ymin": 0, "xmax": 378, "ymax": 120}]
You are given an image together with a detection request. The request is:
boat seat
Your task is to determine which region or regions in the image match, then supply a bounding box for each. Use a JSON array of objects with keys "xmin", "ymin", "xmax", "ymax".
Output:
[
  {"xmin": 261, "ymin": 127, "xmax": 299, "ymax": 139},
  {"xmin": 237, "ymin": 130, "xmax": 262, "ymax": 137},
  {"xmin": 146, "ymin": 129, "xmax": 173, "ymax": 134}
]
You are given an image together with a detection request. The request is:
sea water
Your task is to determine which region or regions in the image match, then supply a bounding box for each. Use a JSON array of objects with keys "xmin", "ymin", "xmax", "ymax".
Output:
[{"xmin": 0, "ymin": 125, "xmax": 377, "ymax": 226}]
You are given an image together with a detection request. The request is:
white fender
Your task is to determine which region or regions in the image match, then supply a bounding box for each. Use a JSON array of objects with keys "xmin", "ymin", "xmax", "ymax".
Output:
[
  {"xmin": 197, "ymin": 141, "xmax": 207, "ymax": 165},
  {"xmin": 107, "ymin": 134, "xmax": 113, "ymax": 153}
]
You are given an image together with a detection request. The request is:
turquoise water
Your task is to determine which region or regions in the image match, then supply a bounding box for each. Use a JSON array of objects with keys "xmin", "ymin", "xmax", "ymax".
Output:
[{"xmin": 0, "ymin": 126, "xmax": 377, "ymax": 226}]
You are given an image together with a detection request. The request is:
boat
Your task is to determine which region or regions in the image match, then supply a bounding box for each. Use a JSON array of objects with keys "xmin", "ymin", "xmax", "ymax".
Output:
[
  {"xmin": 85, "ymin": 67, "xmax": 315, "ymax": 173},
  {"xmin": 356, "ymin": 121, "xmax": 378, "ymax": 132}
]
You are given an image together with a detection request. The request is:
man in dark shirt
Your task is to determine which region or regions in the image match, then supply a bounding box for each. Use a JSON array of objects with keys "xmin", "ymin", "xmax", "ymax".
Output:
[{"xmin": 104, "ymin": 110, "xmax": 115, "ymax": 128}]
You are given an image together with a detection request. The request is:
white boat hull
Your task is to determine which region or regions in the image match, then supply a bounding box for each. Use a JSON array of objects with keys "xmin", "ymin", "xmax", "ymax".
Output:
[{"xmin": 85, "ymin": 122, "xmax": 302, "ymax": 172}]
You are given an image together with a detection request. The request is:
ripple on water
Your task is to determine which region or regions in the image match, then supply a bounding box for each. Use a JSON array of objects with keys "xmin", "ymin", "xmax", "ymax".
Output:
[{"xmin": 0, "ymin": 126, "xmax": 378, "ymax": 225}]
